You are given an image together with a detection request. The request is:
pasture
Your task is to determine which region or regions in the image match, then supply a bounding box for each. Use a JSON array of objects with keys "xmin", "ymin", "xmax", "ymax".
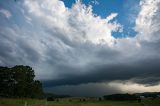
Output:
[{"xmin": 0, "ymin": 97, "xmax": 160, "ymax": 106}]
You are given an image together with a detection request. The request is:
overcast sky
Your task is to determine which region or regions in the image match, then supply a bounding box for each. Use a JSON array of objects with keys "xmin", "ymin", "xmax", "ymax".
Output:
[{"xmin": 0, "ymin": 0, "xmax": 160, "ymax": 96}]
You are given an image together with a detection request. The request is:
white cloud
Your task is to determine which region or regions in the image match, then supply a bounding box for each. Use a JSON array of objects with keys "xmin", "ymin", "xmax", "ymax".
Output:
[
  {"xmin": 106, "ymin": 13, "xmax": 118, "ymax": 22},
  {"xmin": 24, "ymin": 0, "xmax": 122, "ymax": 45},
  {"xmin": 108, "ymin": 81, "xmax": 160, "ymax": 93},
  {"xmin": 135, "ymin": 0, "xmax": 160, "ymax": 41},
  {"xmin": 0, "ymin": 9, "xmax": 12, "ymax": 18},
  {"xmin": 90, "ymin": 0, "xmax": 99, "ymax": 5}
]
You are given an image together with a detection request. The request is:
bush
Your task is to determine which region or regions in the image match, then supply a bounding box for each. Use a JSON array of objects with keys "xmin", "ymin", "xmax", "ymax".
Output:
[{"xmin": 47, "ymin": 97, "xmax": 55, "ymax": 101}]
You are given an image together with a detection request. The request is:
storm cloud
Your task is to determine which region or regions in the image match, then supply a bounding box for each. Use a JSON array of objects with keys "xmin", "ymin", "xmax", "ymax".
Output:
[{"xmin": 0, "ymin": 0, "xmax": 160, "ymax": 96}]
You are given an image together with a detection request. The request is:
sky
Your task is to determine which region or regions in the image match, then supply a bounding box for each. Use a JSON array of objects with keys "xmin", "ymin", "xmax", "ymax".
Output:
[{"xmin": 0, "ymin": 0, "xmax": 160, "ymax": 97}]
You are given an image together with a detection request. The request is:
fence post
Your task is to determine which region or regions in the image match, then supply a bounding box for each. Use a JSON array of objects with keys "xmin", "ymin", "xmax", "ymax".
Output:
[
  {"xmin": 24, "ymin": 101, "xmax": 27, "ymax": 106},
  {"xmin": 45, "ymin": 100, "xmax": 48, "ymax": 106}
]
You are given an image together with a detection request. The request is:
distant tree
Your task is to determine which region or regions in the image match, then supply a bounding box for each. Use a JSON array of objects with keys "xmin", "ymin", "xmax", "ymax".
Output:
[
  {"xmin": 0, "ymin": 65, "xmax": 43, "ymax": 98},
  {"xmin": 82, "ymin": 99, "xmax": 86, "ymax": 102},
  {"xmin": 47, "ymin": 97, "xmax": 55, "ymax": 101},
  {"xmin": 56, "ymin": 99, "xmax": 59, "ymax": 102},
  {"xmin": 69, "ymin": 99, "xmax": 72, "ymax": 102},
  {"xmin": 79, "ymin": 99, "xmax": 82, "ymax": 102},
  {"xmin": 98, "ymin": 97, "xmax": 102, "ymax": 101},
  {"xmin": 138, "ymin": 98, "xmax": 141, "ymax": 103}
]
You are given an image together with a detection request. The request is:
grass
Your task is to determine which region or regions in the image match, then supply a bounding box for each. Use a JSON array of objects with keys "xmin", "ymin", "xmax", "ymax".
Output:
[
  {"xmin": 141, "ymin": 97, "xmax": 160, "ymax": 105},
  {"xmin": 0, "ymin": 97, "xmax": 160, "ymax": 106},
  {"xmin": 47, "ymin": 101, "xmax": 141, "ymax": 106},
  {"xmin": 0, "ymin": 98, "xmax": 45, "ymax": 106}
]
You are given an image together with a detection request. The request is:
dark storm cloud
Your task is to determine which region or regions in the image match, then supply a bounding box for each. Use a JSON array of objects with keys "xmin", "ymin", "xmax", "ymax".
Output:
[
  {"xmin": 43, "ymin": 56, "xmax": 160, "ymax": 87},
  {"xmin": 44, "ymin": 83, "xmax": 121, "ymax": 97}
]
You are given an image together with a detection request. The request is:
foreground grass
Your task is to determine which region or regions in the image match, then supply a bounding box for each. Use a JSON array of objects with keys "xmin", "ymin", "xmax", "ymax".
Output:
[
  {"xmin": 0, "ymin": 98, "xmax": 160, "ymax": 106},
  {"xmin": 0, "ymin": 98, "xmax": 45, "ymax": 106}
]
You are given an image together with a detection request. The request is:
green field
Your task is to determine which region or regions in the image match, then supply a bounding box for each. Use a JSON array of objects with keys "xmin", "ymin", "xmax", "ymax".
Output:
[{"xmin": 0, "ymin": 97, "xmax": 160, "ymax": 106}]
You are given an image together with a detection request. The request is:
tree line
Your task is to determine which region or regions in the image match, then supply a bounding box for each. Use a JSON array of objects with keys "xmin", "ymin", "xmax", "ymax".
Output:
[
  {"xmin": 0, "ymin": 65, "xmax": 43, "ymax": 98},
  {"xmin": 103, "ymin": 94, "xmax": 138, "ymax": 101},
  {"xmin": 103, "ymin": 92, "xmax": 160, "ymax": 101}
]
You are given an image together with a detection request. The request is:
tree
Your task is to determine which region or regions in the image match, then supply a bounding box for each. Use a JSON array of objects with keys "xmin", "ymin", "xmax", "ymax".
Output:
[
  {"xmin": 0, "ymin": 66, "xmax": 14, "ymax": 97},
  {"xmin": 0, "ymin": 65, "xmax": 43, "ymax": 98}
]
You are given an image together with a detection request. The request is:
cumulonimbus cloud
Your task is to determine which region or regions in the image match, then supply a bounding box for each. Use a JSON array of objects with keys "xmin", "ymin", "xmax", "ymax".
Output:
[{"xmin": 0, "ymin": 0, "xmax": 160, "ymax": 90}]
